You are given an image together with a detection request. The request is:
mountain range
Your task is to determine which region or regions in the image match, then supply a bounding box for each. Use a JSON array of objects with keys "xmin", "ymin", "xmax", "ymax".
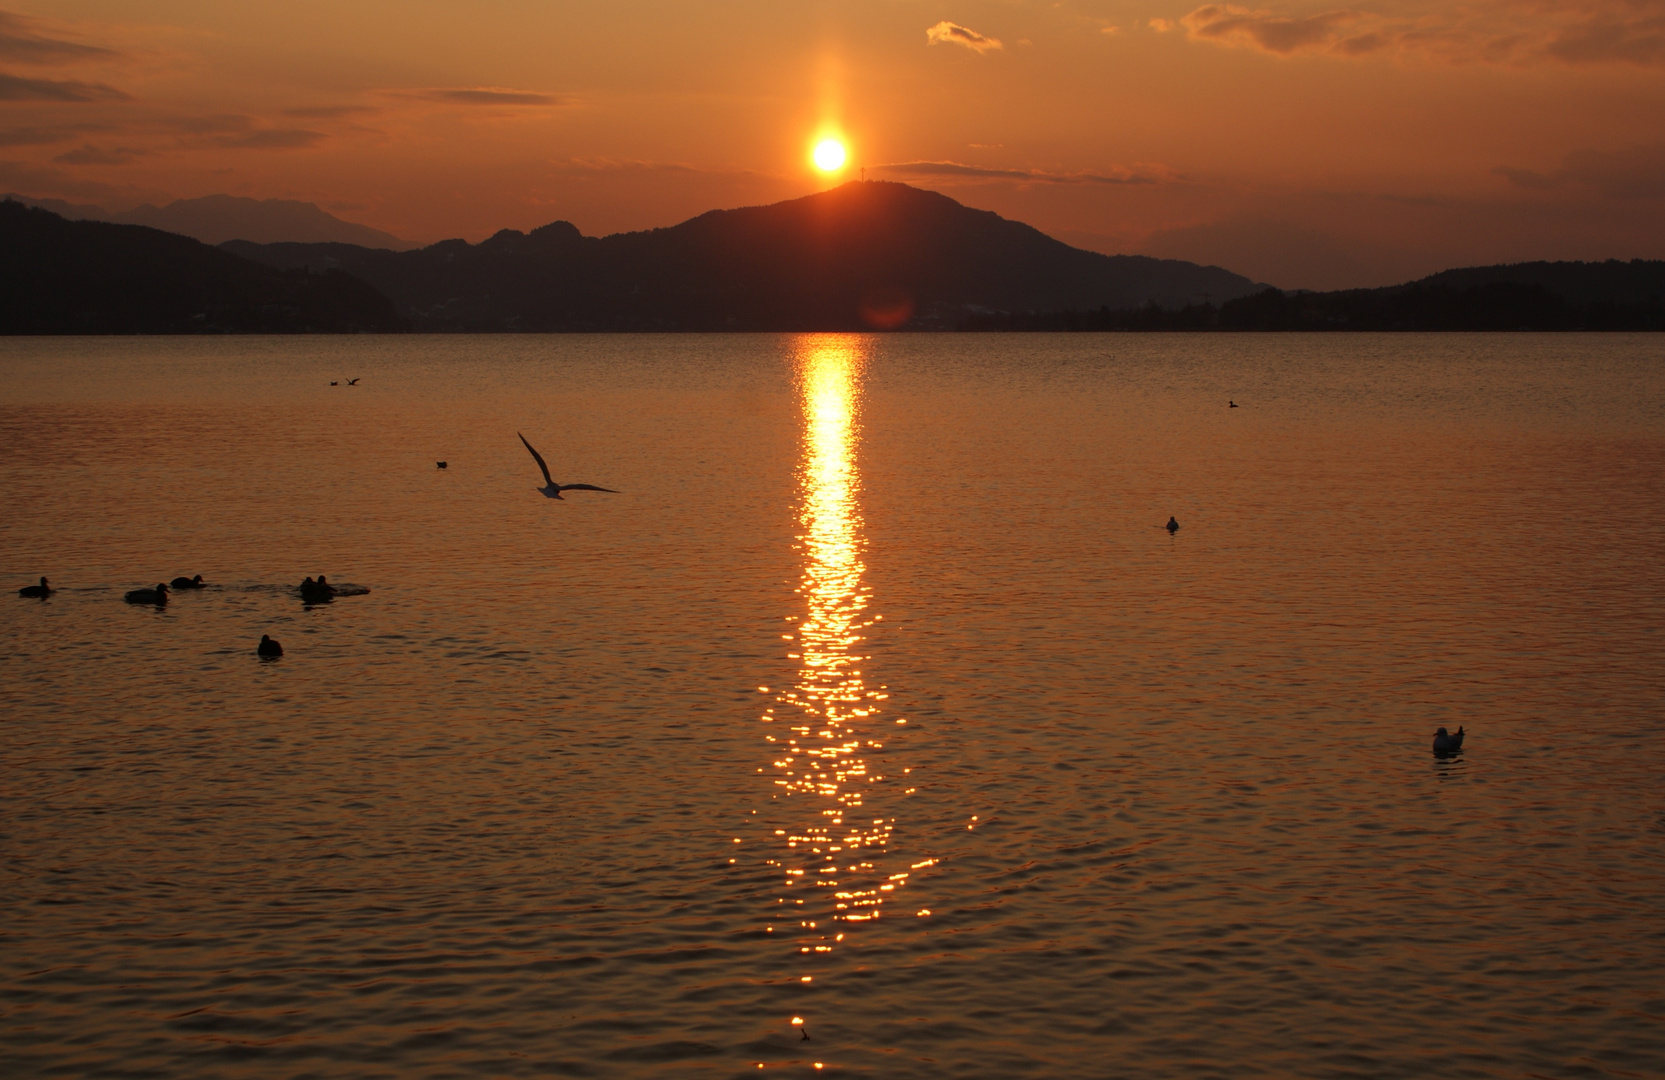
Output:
[
  {"xmin": 222, "ymin": 181, "xmax": 1267, "ymax": 331},
  {"xmin": 0, "ymin": 200, "xmax": 404, "ymax": 333},
  {"xmin": 2, "ymin": 193, "xmax": 414, "ymax": 250},
  {"xmin": 3, "ymin": 183, "xmax": 1660, "ymax": 334}
]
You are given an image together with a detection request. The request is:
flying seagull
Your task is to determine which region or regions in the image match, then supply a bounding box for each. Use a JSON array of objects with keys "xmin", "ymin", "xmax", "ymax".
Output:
[{"xmin": 518, "ymin": 432, "xmax": 620, "ymax": 500}]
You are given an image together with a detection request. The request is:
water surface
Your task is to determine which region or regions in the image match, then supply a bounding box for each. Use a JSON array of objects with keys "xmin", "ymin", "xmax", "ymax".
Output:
[{"xmin": 2, "ymin": 333, "xmax": 1662, "ymax": 1078}]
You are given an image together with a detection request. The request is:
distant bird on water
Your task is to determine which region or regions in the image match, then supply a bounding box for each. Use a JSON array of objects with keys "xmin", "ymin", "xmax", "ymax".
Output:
[
  {"xmin": 257, "ymin": 634, "xmax": 284, "ymax": 658},
  {"xmin": 1229, "ymin": 400, "xmax": 1239, "ymax": 408},
  {"xmin": 518, "ymin": 432, "xmax": 620, "ymax": 500},
  {"xmin": 330, "ymin": 381, "xmax": 338, "ymax": 386},
  {"xmin": 170, "ymin": 574, "xmax": 205, "ymax": 589},
  {"xmin": 436, "ymin": 461, "xmax": 448, "ymax": 469},
  {"xmin": 125, "ymin": 582, "xmax": 170, "ymax": 604},
  {"xmin": 1432, "ymin": 726, "xmax": 1465, "ymax": 755},
  {"xmin": 300, "ymin": 575, "xmax": 336, "ymax": 602},
  {"xmin": 1166, "ymin": 516, "xmax": 1180, "ymax": 533},
  {"xmin": 18, "ymin": 576, "xmax": 52, "ymax": 598}
]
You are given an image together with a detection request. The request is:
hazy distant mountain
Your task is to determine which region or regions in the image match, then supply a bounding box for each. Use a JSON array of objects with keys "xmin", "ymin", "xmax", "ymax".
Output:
[
  {"xmin": 2, "ymin": 192, "xmax": 414, "ymax": 250},
  {"xmin": 0, "ymin": 200, "xmax": 405, "ymax": 333},
  {"xmin": 964, "ymin": 259, "xmax": 1665, "ymax": 331},
  {"xmin": 224, "ymin": 181, "xmax": 1268, "ymax": 331}
]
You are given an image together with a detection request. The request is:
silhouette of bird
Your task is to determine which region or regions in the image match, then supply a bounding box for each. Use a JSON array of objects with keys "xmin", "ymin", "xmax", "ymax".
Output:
[
  {"xmin": 299, "ymin": 575, "xmax": 336, "ymax": 602},
  {"xmin": 346, "ymin": 378, "xmax": 360, "ymax": 386},
  {"xmin": 330, "ymin": 381, "xmax": 338, "ymax": 386},
  {"xmin": 18, "ymin": 576, "xmax": 52, "ymax": 598},
  {"xmin": 1166, "ymin": 516, "xmax": 1180, "ymax": 533},
  {"xmin": 125, "ymin": 582, "xmax": 170, "ymax": 604},
  {"xmin": 518, "ymin": 432, "xmax": 620, "ymax": 500},
  {"xmin": 1229, "ymin": 400, "xmax": 1239, "ymax": 408},
  {"xmin": 170, "ymin": 574, "xmax": 205, "ymax": 589},
  {"xmin": 257, "ymin": 634, "xmax": 284, "ymax": 658},
  {"xmin": 436, "ymin": 461, "xmax": 448, "ymax": 469},
  {"xmin": 1432, "ymin": 726, "xmax": 1465, "ymax": 755}
]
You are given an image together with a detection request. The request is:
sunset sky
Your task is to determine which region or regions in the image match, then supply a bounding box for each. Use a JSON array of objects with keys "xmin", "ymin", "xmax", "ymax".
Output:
[{"xmin": 3, "ymin": 1, "xmax": 1663, "ymax": 288}]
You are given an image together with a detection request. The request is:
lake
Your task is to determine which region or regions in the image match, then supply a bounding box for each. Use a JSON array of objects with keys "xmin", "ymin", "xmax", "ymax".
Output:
[{"xmin": 2, "ymin": 333, "xmax": 1662, "ymax": 1078}]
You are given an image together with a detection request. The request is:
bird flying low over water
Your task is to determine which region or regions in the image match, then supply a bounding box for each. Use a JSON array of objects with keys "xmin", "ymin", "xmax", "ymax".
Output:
[
  {"xmin": 18, "ymin": 576, "xmax": 52, "ymax": 598},
  {"xmin": 518, "ymin": 432, "xmax": 620, "ymax": 500},
  {"xmin": 1432, "ymin": 726, "xmax": 1466, "ymax": 755}
]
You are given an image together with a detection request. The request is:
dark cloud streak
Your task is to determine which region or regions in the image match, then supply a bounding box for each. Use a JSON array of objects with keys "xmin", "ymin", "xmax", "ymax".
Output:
[
  {"xmin": 0, "ymin": 71, "xmax": 129, "ymax": 101},
  {"xmin": 0, "ymin": 10, "xmax": 118, "ymax": 65}
]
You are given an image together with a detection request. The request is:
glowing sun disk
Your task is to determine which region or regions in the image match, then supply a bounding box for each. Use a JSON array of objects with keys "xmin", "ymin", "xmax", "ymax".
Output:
[{"xmin": 813, "ymin": 139, "xmax": 847, "ymax": 172}]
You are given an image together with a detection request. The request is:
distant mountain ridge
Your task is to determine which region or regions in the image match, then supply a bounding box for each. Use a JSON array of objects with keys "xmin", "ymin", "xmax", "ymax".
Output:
[
  {"xmin": 964, "ymin": 260, "xmax": 1665, "ymax": 331},
  {"xmin": 224, "ymin": 181, "xmax": 1269, "ymax": 331},
  {"xmin": 0, "ymin": 199, "xmax": 405, "ymax": 333},
  {"xmin": 2, "ymin": 192, "xmax": 413, "ymax": 249}
]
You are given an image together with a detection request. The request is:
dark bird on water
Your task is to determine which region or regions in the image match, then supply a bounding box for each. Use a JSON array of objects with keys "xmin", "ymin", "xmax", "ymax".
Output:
[
  {"xmin": 330, "ymin": 381, "xmax": 338, "ymax": 386},
  {"xmin": 170, "ymin": 574, "xmax": 205, "ymax": 589},
  {"xmin": 1166, "ymin": 516, "xmax": 1180, "ymax": 533},
  {"xmin": 436, "ymin": 461, "xmax": 448, "ymax": 469},
  {"xmin": 518, "ymin": 432, "xmax": 620, "ymax": 500},
  {"xmin": 1432, "ymin": 726, "xmax": 1466, "ymax": 755},
  {"xmin": 18, "ymin": 576, "xmax": 52, "ymax": 598},
  {"xmin": 1229, "ymin": 400, "xmax": 1239, "ymax": 408},
  {"xmin": 300, "ymin": 575, "xmax": 336, "ymax": 601},
  {"xmin": 257, "ymin": 634, "xmax": 284, "ymax": 658},
  {"xmin": 125, "ymin": 582, "xmax": 170, "ymax": 604}
]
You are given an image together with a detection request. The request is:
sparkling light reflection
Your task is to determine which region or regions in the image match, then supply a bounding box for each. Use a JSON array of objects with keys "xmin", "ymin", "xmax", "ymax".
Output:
[{"xmin": 760, "ymin": 336, "xmax": 923, "ymax": 1010}]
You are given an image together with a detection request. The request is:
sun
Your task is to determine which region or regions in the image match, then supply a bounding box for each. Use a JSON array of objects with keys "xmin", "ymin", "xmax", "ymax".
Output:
[{"xmin": 812, "ymin": 138, "xmax": 847, "ymax": 173}]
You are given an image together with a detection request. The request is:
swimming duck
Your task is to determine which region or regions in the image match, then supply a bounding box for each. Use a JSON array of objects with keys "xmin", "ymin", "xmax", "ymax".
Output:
[
  {"xmin": 18, "ymin": 576, "xmax": 52, "ymax": 598},
  {"xmin": 170, "ymin": 574, "xmax": 206, "ymax": 589},
  {"xmin": 1166, "ymin": 516, "xmax": 1180, "ymax": 533},
  {"xmin": 299, "ymin": 575, "xmax": 337, "ymax": 601},
  {"xmin": 125, "ymin": 582, "xmax": 170, "ymax": 604},
  {"xmin": 257, "ymin": 634, "xmax": 284, "ymax": 658},
  {"xmin": 1432, "ymin": 726, "xmax": 1465, "ymax": 754},
  {"xmin": 437, "ymin": 461, "xmax": 448, "ymax": 469},
  {"xmin": 1229, "ymin": 400, "xmax": 1239, "ymax": 408}
]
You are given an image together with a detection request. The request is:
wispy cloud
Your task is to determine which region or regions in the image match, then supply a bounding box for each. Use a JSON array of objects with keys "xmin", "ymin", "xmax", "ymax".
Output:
[
  {"xmin": 0, "ymin": 9, "xmax": 118, "ymax": 65},
  {"xmin": 1176, "ymin": 3, "xmax": 1665, "ymax": 67},
  {"xmin": 0, "ymin": 122, "xmax": 104, "ymax": 147},
  {"xmin": 282, "ymin": 104, "xmax": 377, "ymax": 119},
  {"xmin": 53, "ymin": 143, "xmax": 146, "ymax": 165},
  {"xmin": 399, "ymin": 87, "xmax": 563, "ymax": 106},
  {"xmin": 1496, "ymin": 143, "xmax": 1665, "ymax": 199},
  {"xmin": 872, "ymin": 160, "xmax": 1160, "ymax": 185},
  {"xmin": 926, "ymin": 21, "xmax": 1003, "ymax": 53},
  {"xmin": 0, "ymin": 71, "xmax": 129, "ymax": 102}
]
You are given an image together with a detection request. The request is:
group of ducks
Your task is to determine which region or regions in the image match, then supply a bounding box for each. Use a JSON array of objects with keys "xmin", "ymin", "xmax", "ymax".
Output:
[{"xmin": 15, "ymin": 572, "xmax": 361, "ymax": 660}]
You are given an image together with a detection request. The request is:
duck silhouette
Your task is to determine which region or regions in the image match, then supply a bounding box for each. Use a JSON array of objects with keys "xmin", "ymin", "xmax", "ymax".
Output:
[
  {"xmin": 170, "ymin": 574, "xmax": 206, "ymax": 589},
  {"xmin": 18, "ymin": 576, "xmax": 52, "ymax": 598},
  {"xmin": 436, "ymin": 461, "xmax": 448, "ymax": 469},
  {"xmin": 125, "ymin": 582, "xmax": 170, "ymax": 604},
  {"xmin": 299, "ymin": 575, "xmax": 337, "ymax": 602},
  {"xmin": 1432, "ymin": 726, "xmax": 1466, "ymax": 755},
  {"xmin": 1166, "ymin": 516, "xmax": 1180, "ymax": 533},
  {"xmin": 257, "ymin": 634, "xmax": 284, "ymax": 658},
  {"xmin": 1229, "ymin": 400, "xmax": 1239, "ymax": 408}
]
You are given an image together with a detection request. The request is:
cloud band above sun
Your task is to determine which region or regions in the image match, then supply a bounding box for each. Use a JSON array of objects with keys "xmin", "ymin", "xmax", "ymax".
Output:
[{"xmin": 926, "ymin": 21, "xmax": 1003, "ymax": 54}]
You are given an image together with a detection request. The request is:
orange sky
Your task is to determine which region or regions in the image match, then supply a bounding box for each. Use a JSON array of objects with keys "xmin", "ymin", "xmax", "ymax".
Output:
[{"xmin": 3, "ymin": 1, "xmax": 1663, "ymax": 288}]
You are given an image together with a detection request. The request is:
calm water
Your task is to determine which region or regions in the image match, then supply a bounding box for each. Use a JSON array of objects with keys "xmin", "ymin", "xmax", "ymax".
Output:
[{"xmin": 2, "ymin": 333, "xmax": 1662, "ymax": 1079}]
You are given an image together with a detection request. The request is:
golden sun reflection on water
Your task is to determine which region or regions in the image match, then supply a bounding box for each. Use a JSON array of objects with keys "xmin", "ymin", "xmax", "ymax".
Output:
[{"xmin": 761, "ymin": 336, "xmax": 926, "ymax": 990}]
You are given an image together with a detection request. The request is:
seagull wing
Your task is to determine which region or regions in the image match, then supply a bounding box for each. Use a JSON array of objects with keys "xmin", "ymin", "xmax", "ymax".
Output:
[
  {"xmin": 557, "ymin": 483, "xmax": 620, "ymax": 493},
  {"xmin": 518, "ymin": 432, "xmax": 556, "ymax": 487}
]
